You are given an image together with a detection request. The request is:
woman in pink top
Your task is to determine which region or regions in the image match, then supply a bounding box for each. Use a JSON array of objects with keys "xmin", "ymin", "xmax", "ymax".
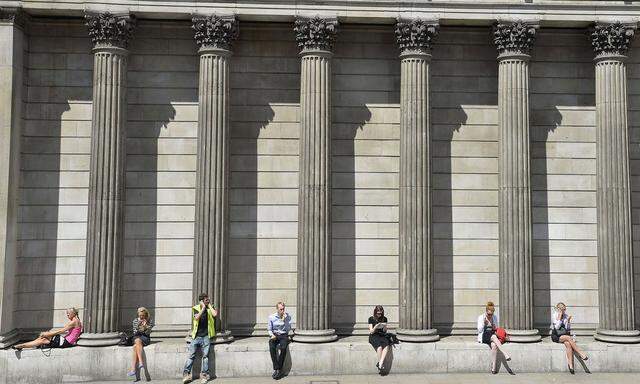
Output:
[{"xmin": 13, "ymin": 308, "xmax": 83, "ymax": 350}]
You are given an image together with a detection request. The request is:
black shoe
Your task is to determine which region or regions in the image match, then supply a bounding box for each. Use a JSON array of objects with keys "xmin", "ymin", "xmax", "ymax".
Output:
[
  {"xmin": 491, "ymin": 369, "xmax": 497, "ymax": 374},
  {"xmin": 568, "ymin": 365, "xmax": 575, "ymax": 375},
  {"xmin": 272, "ymin": 370, "xmax": 280, "ymax": 380}
]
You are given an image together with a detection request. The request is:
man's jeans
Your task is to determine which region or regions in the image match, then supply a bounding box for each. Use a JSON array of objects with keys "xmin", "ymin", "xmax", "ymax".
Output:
[{"xmin": 183, "ymin": 336, "xmax": 211, "ymax": 375}]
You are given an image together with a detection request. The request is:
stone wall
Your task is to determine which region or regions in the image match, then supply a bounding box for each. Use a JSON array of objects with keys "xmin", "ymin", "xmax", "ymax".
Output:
[{"xmin": 14, "ymin": 19, "xmax": 627, "ymax": 336}]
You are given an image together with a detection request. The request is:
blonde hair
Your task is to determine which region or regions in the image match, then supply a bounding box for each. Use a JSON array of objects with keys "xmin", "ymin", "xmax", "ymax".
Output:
[
  {"xmin": 137, "ymin": 307, "xmax": 150, "ymax": 320},
  {"xmin": 66, "ymin": 307, "xmax": 79, "ymax": 318},
  {"xmin": 486, "ymin": 301, "xmax": 495, "ymax": 312},
  {"xmin": 555, "ymin": 302, "xmax": 566, "ymax": 310},
  {"xmin": 276, "ymin": 301, "xmax": 285, "ymax": 309}
]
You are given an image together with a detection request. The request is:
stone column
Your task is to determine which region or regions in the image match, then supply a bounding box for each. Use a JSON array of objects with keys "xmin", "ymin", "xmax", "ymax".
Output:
[
  {"xmin": 293, "ymin": 16, "xmax": 338, "ymax": 343},
  {"xmin": 191, "ymin": 14, "xmax": 238, "ymax": 344},
  {"xmin": 590, "ymin": 22, "xmax": 640, "ymax": 344},
  {"xmin": 79, "ymin": 13, "xmax": 134, "ymax": 346},
  {"xmin": 0, "ymin": 7, "xmax": 25, "ymax": 348},
  {"xmin": 394, "ymin": 18, "xmax": 440, "ymax": 342},
  {"xmin": 493, "ymin": 21, "xmax": 541, "ymax": 343}
]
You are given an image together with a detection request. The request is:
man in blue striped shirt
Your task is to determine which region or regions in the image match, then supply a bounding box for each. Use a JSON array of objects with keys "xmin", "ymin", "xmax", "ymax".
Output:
[{"xmin": 267, "ymin": 301, "xmax": 291, "ymax": 380}]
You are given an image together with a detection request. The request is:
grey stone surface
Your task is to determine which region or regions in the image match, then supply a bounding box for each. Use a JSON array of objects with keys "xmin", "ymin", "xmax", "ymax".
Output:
[
  {"xmin": 494, "ymin": 21, "xmax": 540, "ymax": 343},
  {"xmin": 0, "ymin": 8, "xmax": 24, "ymax": 349},
  {"xmin": 192, "ymin": 15, "xmax": 238, "ymax": 343},
  {"xmin": 4, "ymin": 337, "xmax": 640, "ymax": 383},
  {"xmin": 395, "ymin": 19, "xmax": 439, "ymax": 343},
  {"xmin": 294, "ymin": 17, "xmax": 338, "ymax": 343},
  {"xmin": 79, "ymin": 13, "xmax": 134, "ymax": 347},
  {"xmin": 591, "ymin": 23, "xmax": 640, "ymax": 344}
]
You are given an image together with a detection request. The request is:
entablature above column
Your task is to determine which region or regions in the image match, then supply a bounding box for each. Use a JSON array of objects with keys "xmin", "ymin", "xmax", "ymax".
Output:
[{"xmin": 11, "ymin": 1, "xmax": 640, "ymax": 27}]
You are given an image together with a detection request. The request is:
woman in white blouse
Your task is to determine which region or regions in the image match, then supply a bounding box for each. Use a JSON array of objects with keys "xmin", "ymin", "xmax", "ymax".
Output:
[
  {"xmin": 551, "ymin": 302, "xmax": 588, "ymax": 374},
  {"xmin": 477, "ymin": 301, "xmax": 511, "ymax": 374}
]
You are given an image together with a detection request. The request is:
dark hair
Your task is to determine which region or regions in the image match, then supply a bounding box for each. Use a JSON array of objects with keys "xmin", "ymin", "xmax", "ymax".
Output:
[
  {"xmin": 373, "ymin": 305, "xmax": 384, "ymax": 320},
  {"xmin": 198, "ymin": 292, "xmax": 209, "ymax": 301}
]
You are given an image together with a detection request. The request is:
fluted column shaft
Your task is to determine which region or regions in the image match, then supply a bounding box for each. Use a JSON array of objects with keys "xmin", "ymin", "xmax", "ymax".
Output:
[
  {"xmin": 589, "ymin": 22, "xmax": 640, "ymax": 344},
  {"xmin": 193, "ymin": 47, "xmax": 233, "ymax": 343},
  {"xmin": 397, "ymin": 52, "xmax": 439, "ymax": 342},
  {"xmin": 497, "ymin": 54, "xmax": 539, "ymax": 341},
  {"xmin": 81, "ymin": 46, "xmax": 128, "ymax": 346},
  {"xmin": 295, "ymin": 50, "xmax": 337, "ymax": 343}
]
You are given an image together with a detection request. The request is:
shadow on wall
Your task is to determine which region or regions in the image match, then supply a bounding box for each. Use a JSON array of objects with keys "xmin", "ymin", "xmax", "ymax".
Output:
[
  {"xmin": 332, "ymin": 104, "xmax": 372, "ymax": 335},
  {"xmin": 228, "ymin": 99, "xmax": 275, "ymax": 335},
  {"xmin": 432, "ymin": 106, "xmax": 468, "ymax": 335},
  {"xmin": 124, "ymin": 84, "xmax": 177, "ymax": 333},
  {"xmin": 18, "ymin": 99, "xmax": 71, "ymax": 338},
  {"xmin": 530, "ymin": 106, "xmax": 562, "ymax": 335}
]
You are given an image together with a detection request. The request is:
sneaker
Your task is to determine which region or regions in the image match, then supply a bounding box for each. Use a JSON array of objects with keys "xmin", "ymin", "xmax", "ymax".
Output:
[
  {"xmin": 200, "ymin": 373, "xmax": 209, "ymax": 383},
  {"xmin": 182, "ymin": 373, "xmax": 192, "ymax": 384}
]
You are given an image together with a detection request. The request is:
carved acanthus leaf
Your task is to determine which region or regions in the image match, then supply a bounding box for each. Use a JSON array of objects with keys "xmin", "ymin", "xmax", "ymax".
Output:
[
  {"xmin": 590, "ymin": 22, "xmax": 636, "ymax": 57},
  {"xmin": 493, "ymin": 21, "xmax": 537, "ymax": 56},
  {"xmin": 192, "ymin": 15, "xmax": 239, "ymax": 50},
  {"xmin": 85, "ymin": 12, "xmax": 135, "ymax": 49},
  {"xmin": 294, "ymin": 16, "xmax": 338, "ymax": 52},
  {"xmin": 395, "ymin": 19, "xmax": 439, "ymax": 54}
]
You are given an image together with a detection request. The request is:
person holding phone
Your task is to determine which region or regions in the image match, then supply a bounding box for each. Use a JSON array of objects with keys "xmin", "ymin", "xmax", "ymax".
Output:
[
  {"xmin": 12, "ymin": 307, "xmax": 82, "ymax": 350},
  {"xmin": 477, "ymin": 301, "xmax": 511, "ymax": 374},
  {"xmin": 551, "ymin": 302, "xmax": 588, "ymax": 374},
  {"xmin": 267, "ymin": 301, "xmax": 292, "ymax": 380},
  {"xmin": 128, "ymin": 307, "xmax": 154, "ymax": 377},
  {"xmin": 183, "ymin": 293, "xmax": 218, "ymax": 384},
  {"xmin": 368, "ymin": 305, "xmax": 390, "ymax": 374}
]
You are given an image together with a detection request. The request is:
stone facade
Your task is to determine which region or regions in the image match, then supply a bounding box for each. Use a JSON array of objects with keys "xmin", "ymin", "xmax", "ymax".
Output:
[{"xmin": 2, "ymin": 1, "xmax": 640, "ymax": 347}]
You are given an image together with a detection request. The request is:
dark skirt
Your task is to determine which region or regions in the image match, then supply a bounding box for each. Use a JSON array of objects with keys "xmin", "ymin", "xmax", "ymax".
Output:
[
  {"xmin": 482, "ymin": 329, "xmax": 493, "ymax": 346},
  {"xmin": 369, "ymin": 333, "xmax": 390, "ymax": 350},
  {"xmin": 49, "ymin": 335, "xmax": 72, "ymax": 348},
  {"xmin": 133, "ymin": 334, "xmax": 151, "ymax": 346},
  {"xmin": 551, "ymin": 332, "xmax": 570, "ymax": 343}
]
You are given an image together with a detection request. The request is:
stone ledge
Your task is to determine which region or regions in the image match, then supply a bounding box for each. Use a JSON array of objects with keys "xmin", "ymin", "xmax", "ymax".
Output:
[{"xmin": 2, "ymin": 336, "xmax": 640, "ymax": 383}]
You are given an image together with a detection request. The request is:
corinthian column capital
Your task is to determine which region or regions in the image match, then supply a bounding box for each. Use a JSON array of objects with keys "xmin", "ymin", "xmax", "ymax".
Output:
[
  {"xmin": 395, "ymin": 18, "xmax": 439, "ymax": 56},
  {"xmin": 0, "ymin": 7, "xmax": 26, "ymax": 27},
  {"xmin": 85, "ymin": 12, "xmax": 135, "ymax": 50},
  {"xmin": 192, "ymin": 14, "xmax": 239, "ymax": 52},
  {"xmin": 294, "ymin": 16, "xmax": 338, "ymax": 53},
  {"xmin": 590, "ymin": 22, "xmax": 636, "ymax": 59},
  {"xmin": 493, "ymin": 20, "xmax": 538, "ymax": 58}
]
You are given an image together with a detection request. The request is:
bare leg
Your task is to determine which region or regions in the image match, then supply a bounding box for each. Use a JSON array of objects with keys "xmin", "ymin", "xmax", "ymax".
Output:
[
  {"xmin": 490, "ymin": 334, "xmax": 511, "ymax": 360},
  {"xmin": 14, "ymin": 337, "xmax": 51, "ymax": 350},
  {"xmin": 376, "ymin": 346, "xmax": 383, "ymax": 366},
  {"xmin": 490, "ymin": 342, "xmax": 498, "ymax": 372},
  {"xmin": 380, "ymin": 345, "xmax": 389, "ymax": 367},
  {"xmin": 131, "ymin": 345, "xmax": 139, "ymax": 372},
  {"xmin": 569, "ymin": 340, "xmax": 586, "ymax": 360},
  {"xmin": 562, "ymin": 341, "xmax": 574, "ymax": 369},
  {"xmin": 134, "ymin": 339, "xmax": 144, "ymax": 367}
]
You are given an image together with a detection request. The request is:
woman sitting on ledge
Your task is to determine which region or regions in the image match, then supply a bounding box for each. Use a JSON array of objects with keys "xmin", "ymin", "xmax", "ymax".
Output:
[
  {"xmin": 368, "ymin": 305, "xmax": 391, "ymax": 374},
  {"xmin": 551, "ymin": 302, "xmax": 588, "ymax": 374},
  {"xmin": 477, "ymin": 301, "xmax": 511, "ymax": 374},
  {"xmin": 129, "ymin": 307, "xmax": 154, "ymax": 377},
  {"xmin": 12, "ymin": 307, "xmax": 83, "ymax": 350}
]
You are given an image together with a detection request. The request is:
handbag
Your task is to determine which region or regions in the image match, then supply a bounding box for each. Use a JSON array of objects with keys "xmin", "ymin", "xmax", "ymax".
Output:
[
  {"xmin": 119, "ymin": 332, "xmax": 134, "ymax": 346},
  {"xmin": 384, "ymin": 331, "xmax": 399, "ymax": 345},
  {"xmin": 495, "ymin": 327, "xmax": 507, "ymax": 343}
]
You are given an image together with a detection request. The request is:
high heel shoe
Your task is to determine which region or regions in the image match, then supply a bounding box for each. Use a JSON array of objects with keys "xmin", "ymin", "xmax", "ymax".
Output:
[
  {"xmin": 581, "ymin": 355, "xmax": 588, "ymax": 361},
  {"xmin": 568, "ymin": 365, "xmax": 575, "ymax": 374}
]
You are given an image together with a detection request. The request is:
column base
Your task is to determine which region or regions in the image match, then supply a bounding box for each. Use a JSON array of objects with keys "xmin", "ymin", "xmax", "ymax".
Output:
[
  {"xmin": 506, "ymin": 328, "xmax": 541, "ymax": 343},
  {"xmin": 76, "ymin": 332, "xmax": 121, "ymax": 347},
  {"xmin": 595, "ymin": 329, "xmax": 640, "ymax": 344},
  {"xmin": 293, "ymin": 329, "xmax": 338, "ymax": 343},
  {"xmin": 0, "ymin": 329, "xmax": 20, "ymax": 349},
  {"xmin": 396, "ymin": 328, "xmax": 439, "ymax": 342}
]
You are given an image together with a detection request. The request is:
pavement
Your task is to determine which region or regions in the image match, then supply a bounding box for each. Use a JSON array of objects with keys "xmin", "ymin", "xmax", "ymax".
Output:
[{"xmin": 81, "ymin": 373, "xmax": 640, "ymax": 384}]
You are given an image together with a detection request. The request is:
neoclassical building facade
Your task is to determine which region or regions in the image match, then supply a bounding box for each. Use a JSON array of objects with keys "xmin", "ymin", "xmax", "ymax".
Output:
[{"xmin": 2, "ymin": 0, "xmax": 640, "ymax": 348}]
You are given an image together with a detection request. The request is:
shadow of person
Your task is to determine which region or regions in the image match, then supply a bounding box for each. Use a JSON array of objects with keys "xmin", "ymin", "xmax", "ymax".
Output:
[
  {"xmin": 574, "ymin": 351, "xmax": 591, "ymax": 374},
  {"xmin": 496, "ymin": 352, "xmax": 515, "ymax": 375}
]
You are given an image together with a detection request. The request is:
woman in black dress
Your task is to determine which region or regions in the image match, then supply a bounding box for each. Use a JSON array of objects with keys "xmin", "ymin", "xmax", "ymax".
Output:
[{"xmin": 368, "ymin": 305, "xmax": 390, "ymax": 373}]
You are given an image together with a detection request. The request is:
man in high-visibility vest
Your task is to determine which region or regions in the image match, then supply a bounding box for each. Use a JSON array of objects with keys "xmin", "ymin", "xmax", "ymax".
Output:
[{"xmin": 183, "ymin": 292, "xmax": 217, "ymax": 383}]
